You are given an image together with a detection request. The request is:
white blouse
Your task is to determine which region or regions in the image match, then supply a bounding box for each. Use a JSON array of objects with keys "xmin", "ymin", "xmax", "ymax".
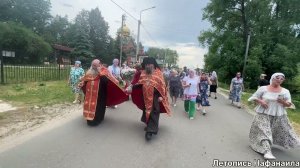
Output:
[
  {"xmin": 185, "ymin": 76, "xmax": 199, "ymax": 96},
  {"xmin": 182, "ymin": 76, "xmax": 189, "ymax": 94},
  {"xmin": 248, "ymin": 86, "xmax": 292, "ymax": 116}
]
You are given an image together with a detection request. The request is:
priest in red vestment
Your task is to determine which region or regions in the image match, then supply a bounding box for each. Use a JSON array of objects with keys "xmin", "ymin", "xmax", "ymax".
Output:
[
  {"xmin": 127, "ymin": 57, "xmax": 171, "ymax": 140},
  {"xmin": 79, "ymin": 59, "xmax": 128, "ymax": 126}
]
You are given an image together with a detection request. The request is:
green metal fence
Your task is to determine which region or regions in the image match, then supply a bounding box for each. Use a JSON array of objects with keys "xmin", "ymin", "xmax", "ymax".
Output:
[{"xmin": 0, "ymin": 64, "xmax": 71, "ymax": 84}]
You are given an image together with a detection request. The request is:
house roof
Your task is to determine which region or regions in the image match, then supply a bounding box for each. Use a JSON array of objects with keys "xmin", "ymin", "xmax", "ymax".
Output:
[{"xmin": 53, "ymin": 44, "xmax": 74, "ymax": 52}]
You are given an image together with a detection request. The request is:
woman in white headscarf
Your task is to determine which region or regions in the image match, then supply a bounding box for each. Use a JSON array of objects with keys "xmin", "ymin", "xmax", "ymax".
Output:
[
  {"xmin": 248, "ymin": 72, "xmax": 300, "ymax": 160},
  {"xmin": 209, "ymin": 71, "xmax": 218, "ymax": 99}
]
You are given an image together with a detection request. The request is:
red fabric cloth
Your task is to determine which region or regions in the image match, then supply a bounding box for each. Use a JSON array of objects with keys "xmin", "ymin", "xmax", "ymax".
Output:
[
  {"xmin": 131, "ymin": 70, "xmax": 141, "ymax": 85},
  {"xmin": 81, "ymin": 67, "xmax": 129, "ymax": 120},
  {"xmin": 131, "ymin": 69, "xmax": 171, "ymax": 122},
  {"xmin": 131, "ymin": 85, "xmax": 168, "ymax": 114},
  {"xmin": 82, "ymin": 77, "xmax": 128, "ymax": 106},
  {"xmin": 131, "ymin": 85, "xmax": 145, "ymax": 110},
  {"xmin": 106, "ymin": 79, "xmax": 129, "ymax": 106},
  {"xmin": 81, "ymin": 78, "xmax": 129, "ymax": 106},
  {"xmin": 82, "ymin": 76, "xmax": 101, "ymax": 120}
]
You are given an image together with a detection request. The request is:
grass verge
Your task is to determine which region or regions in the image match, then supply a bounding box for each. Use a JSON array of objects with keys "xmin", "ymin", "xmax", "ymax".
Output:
[{"xmin": 0, "ymin": 81, "xmax": 73, "ymax": 107}]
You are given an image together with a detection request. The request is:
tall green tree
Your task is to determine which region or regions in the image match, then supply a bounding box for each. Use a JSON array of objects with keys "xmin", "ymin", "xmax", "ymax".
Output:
[
  {"xmin": 104, "ymin": 37, "xmax": 119, "ymax": 64},
  {"xmin": 199, "ymin": 0, "xmax": 300, "ymax": 88},
  {"xmin": 0, "ymin": 0, "xmax": 52, "ymax": 34},
  {"xmin": 43, "ymin": 15, "xmax": 70, "ymax": 45},
  {"xmin": 89, "ymin": 8, "xmax": 110, "ymax": 60},
  {"xmin": 71, "ymin": 10, "xmax": 93, "ymax": 67}
]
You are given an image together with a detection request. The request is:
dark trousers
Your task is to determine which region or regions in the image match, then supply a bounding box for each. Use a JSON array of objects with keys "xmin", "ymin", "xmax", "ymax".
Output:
[
  {"xmin": 141, "ymin": 90, "xmax": 160, "ymax": 133},
  {"xmin": 179, "ymin": 87, "xmax": 184, "ymax": 98}
]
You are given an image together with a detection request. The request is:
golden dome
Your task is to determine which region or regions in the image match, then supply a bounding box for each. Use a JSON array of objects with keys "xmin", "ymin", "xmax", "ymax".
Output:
[{"xmin": 118, "ymin": 24, "xmax": 130, "ymax": 36}]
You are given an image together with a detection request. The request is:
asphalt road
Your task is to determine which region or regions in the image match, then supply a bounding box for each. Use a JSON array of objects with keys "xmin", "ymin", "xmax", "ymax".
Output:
[{"xmin": 0, "ymin": 94, "xmax": 299, "ymax": 168}]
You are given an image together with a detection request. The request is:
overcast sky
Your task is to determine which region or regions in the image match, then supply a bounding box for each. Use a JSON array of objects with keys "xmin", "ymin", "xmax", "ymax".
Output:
[{"xmin": 50, "ymin": 0, "xmax": 211, "ymax": 68}]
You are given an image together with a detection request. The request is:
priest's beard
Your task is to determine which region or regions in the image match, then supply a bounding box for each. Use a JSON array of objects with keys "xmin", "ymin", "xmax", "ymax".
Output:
[
  {"xmin": 145, "ymin": 67, "xmax": 153, "ymax": 74},
  {"xmin": 90, "ymin": 67, "xmax": 99, "ymax": 76}
]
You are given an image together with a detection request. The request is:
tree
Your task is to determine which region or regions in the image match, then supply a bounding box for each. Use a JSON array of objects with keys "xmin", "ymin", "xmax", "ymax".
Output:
[
  {"xmin": 71, "ymin": 10, "xmax": 94, "ymax": 68},
  {"xmin": 146, "ymin": 47, "xmax": 178, "ymax": 67},
  {"xmin": 0, "ymin": 0, "xmax": 52, "ymax": 34},
  {"xmin": 199, "ymin": 0, "xmax": 300, "ymax": 89},
  {"xmin": 43, "ymin": 15, "xmax": 70, "ymax": 45},
  {"xmin": 104, "ymin": 37, "xmax": 119, "ymax": 64},
  {"xmin": 89, "ymin": 8, "xmax": 110, "ymax": 61},
  {"xmin": 0, "ymin": 22, "xmax": 52, "ymax": 64}
]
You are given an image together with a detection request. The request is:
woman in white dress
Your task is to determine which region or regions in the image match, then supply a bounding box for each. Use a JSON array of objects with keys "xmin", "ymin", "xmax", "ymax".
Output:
[{"xmin": 248, "ymin": 72, "xmax": 300, "ymax": 160}]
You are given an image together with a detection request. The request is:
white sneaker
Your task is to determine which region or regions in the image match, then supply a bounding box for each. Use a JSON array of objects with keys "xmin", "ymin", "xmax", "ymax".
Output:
[
  {"xmin": 114, "ymin": 105, "xmax": 118, "ymax": 108},
  {"xmin": 202, "ymin": 109, "xmax": 206, "ymax": 115},
  {"xmin": 189, "ymin": 117, "xmax": 194, "ymax": 120},
  {"xmin": 264, "ymin": 151, "xmax": 276, "ymax": 160},
  {"xmin": 173, "ymin": 104, "xmax": 177, "ymax": 107}
]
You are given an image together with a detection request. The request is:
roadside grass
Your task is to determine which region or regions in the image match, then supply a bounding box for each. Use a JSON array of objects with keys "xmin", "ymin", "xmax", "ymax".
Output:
[
  {"xmin": 0, "ymin": 81, "xmax": 73, "ymax": 107},
  {"xmin": 0, "ymin": 81, "xmax": 75, "ymax": 137},
  {"xmin": 0, "ymin": 113, "xmax": 5, "ymax": 120}
]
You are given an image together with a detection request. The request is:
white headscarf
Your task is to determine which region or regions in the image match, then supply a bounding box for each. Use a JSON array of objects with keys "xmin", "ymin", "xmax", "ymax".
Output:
[
  {"xmin": 270, "ymin": 72, "xmax": 285, "ymax": 85},
  {"xmin": 211, "ymin": 71, "xmax": 217, "ymax": 80}
]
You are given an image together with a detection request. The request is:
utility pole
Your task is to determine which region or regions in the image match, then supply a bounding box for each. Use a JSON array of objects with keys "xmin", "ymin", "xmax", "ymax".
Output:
[
  {"xmin": 135, "ymin": 6, "xmax": 155, "ymax": 63},
  {"xmin": 136, "ymin": 19, "xmax": 141, "ymax": 63},
  {"xmin": 164, "ymin": 49, "xmax": 168, "ymax": 67},
  {"xmin": 242, "ymin": 32, "xmax": 251, "ymax": 80},
  {"xmin": 119, "ymin": 14, "xmax": 125, "ymax": 65},
  {"xmin": 0, "ymin": 46, "xmax": 4, "ymax": 84}
]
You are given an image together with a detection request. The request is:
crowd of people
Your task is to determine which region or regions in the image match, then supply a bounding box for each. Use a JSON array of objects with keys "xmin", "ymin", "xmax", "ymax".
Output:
[{"xmin": 67, "ymin": 58, "xmax": 299, "ymax": 160}]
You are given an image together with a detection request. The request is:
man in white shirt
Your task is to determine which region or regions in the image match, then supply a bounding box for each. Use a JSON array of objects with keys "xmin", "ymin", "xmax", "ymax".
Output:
[
  {"xmin": 108, "ymin": 58, "xmax": 121, "ymax": 108},
  {"xmin": 108, "ymin": 59, "xmax": 121, "ymax": 81}
]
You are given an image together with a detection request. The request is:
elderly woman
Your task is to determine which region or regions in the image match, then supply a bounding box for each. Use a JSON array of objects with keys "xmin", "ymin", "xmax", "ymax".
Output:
[
  {"xmin": 248, "ymin": 72, "xmax": 300, "ymax": 160},
  {"xmin": 169, "ymin": 69, "xmax": 182, "ymax": 107},
  {"xmin": 182, "ymin": 69, "xmax": 199, "ymax": 120},
  {"xmin": 196, "ymin": 72, "xmax": 211, "ymax": 115},
  {"xmin": 68, "ymin": 61, "xmax": 85, "ymax": 104},
  {"xmin": 229, "ymin": 72, "xmax": 244, "ymax": 108},
  {"xmin": 209, "ymin": 71, "xmax": 218, "ymax": 99}
]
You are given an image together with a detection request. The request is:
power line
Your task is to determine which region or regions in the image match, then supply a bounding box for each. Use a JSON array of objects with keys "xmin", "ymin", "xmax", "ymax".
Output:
[
  {"xmin": 108, "ymin": 1, "xmax": 168, "ymax": 48},
  {"xmin": 141, "ymin": 23, "xmax": 159, "ymax": 46},
  {"xmin": 110, "ymin": 0, "xmax": 138, "ymax": 21}
]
